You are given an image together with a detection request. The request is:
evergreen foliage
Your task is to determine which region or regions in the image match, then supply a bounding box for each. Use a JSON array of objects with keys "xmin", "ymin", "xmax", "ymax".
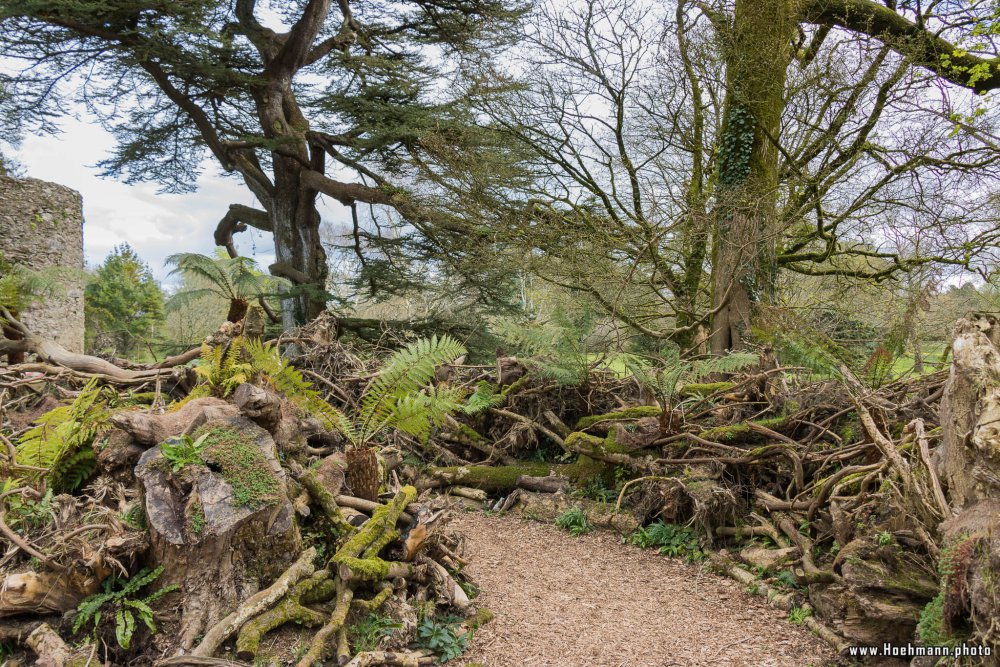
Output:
[
  {"xmin": 494, "ymin": 309, "xmax": 597, "ymax": 386},
  {"xmin": 85, "ymin": 244, "xmax": 165, "ymax": 358},
  {"xmin": 0, "ymin": 251, "xmax": 59, "ymax": 319},
  {"xmin": 0, "ymin": 0, "xmax": 530, "ymax": 323}
]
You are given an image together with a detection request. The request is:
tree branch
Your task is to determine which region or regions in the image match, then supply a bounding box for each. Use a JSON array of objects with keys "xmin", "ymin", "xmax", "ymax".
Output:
[{"xmin": 803, "ymin": 0, "xmax": 1000, "ymax": 92}]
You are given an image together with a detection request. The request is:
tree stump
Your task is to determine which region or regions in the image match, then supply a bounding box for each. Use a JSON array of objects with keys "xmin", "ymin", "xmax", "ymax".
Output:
[
  {"xmin": 135, "ymin": 416, "xmax": 300, "ymax": 650},
  {"xmin": 935, "ymin": 316, "xmax": 1000, "ymax": 649}
]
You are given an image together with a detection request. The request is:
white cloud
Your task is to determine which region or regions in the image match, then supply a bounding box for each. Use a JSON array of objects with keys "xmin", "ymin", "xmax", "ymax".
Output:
[{"xmin": 13, "ymin": 116, "xmax": 275, "ymax": 285}]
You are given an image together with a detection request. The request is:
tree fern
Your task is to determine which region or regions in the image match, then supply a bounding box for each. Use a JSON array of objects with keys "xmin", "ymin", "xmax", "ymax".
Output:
[
  {"xmin": 494, "ymin": 317, "xmax": 591, "ymax": 386},
  {"xmin": 165, "ymin": 253, "xmax": 288, "ymax": 312}
]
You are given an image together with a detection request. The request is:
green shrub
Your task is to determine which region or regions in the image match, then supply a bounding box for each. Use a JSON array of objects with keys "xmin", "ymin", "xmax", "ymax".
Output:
[
  {"xmin": 628, "ymin": 521, "xmax": 703, "ymax": 562},
  {"xmin": 415, "ymin": 615, "xmax": 469, "ymax": 663},
  {"xmin": 555, "ymin": 506, "xmax": 592, "ymax": 536}
]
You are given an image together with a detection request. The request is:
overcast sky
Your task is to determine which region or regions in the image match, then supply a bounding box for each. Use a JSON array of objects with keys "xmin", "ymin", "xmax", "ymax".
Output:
[{"xmin": 12, "ymin": 115, "xmax": 278, "ymax": 287}]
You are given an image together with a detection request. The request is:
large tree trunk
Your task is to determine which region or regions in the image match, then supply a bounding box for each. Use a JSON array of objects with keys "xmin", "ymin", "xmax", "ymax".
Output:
[
  {"xmin": 269, "ymin": 172, "xmax": 327, "ymax": 328},
  {"xmin": 709, "ymin": 0, "xmax": 797, "ymax": 353},
  {"xmin": 251, "ymin": 80, "xmax": 329, "ymax": 328}
]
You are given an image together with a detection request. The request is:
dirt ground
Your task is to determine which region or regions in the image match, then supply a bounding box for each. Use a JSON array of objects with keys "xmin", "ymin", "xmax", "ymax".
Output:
[{"xmin": 452, "ymin": 512, "xmax": 839, "ymax": 667}]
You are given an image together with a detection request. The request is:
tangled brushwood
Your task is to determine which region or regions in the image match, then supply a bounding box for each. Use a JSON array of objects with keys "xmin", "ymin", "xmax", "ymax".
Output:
[{"xmin": 2, "ymin": 308, "xmax": 1000, "ymax": 665}]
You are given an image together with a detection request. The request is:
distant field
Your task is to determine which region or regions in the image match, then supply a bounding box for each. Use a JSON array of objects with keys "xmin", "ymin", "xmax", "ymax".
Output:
[{"xmin": 889, "ymin": 342, "xmax": 949, "ymax": 378}]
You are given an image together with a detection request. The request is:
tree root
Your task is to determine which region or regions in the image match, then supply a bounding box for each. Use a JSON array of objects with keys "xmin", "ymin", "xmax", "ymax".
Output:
[
  {"xmin": 344, "ymin": 651, "xmax": 435, "ymax": 667},
  {"xmin": 235, "ymin": 570, "xmax": 331, "ymax": 660},
  {"xmin": 192, "ymin": 546, "xmax": 317, "ymax": 657},
  {"xmin": 295, "ymin": 578, "xmax": 355, "ymax": 667}
]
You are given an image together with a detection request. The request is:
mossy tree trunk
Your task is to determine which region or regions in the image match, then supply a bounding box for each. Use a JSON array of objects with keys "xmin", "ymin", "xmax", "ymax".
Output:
[{"xmin": 710, "ymin": 0, "xmax": 797, "ymax": 353}]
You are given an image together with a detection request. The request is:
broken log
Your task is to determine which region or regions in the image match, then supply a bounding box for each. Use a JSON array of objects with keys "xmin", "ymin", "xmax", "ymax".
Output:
[{"xmin": 516, "ymin": 474, "xmax": 570, "ymax": 493}]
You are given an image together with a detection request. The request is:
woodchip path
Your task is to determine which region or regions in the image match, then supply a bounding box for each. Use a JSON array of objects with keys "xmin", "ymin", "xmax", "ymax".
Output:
[{"xmin": 452, "ymin": 512, "xmax": 838, "ymax": 667}]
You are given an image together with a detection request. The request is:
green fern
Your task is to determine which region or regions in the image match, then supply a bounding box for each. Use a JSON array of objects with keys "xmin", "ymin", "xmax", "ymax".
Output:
[
  {"xmin": 175, "ymin": 335, "xmax": 467, "ymax": 448},
  {"xmin": 627, "ymin": 348, "xmax": 757, "ymax": 410},
  {"xmin": 191, "ymin": 337, "xmax": 253, "ymax": 398},
  {"xmin": 355, "ymin": 335, "xmax": 467, "ymax": 444},
  {"xmin": 463, "ymin": 381, "xmax": 505, "ymax": 415},
  {"xmin": 494, "ymin": 315, "xmax": 591, "ymax": 386},
  {"xmin": 73, "ymin": 566, "xmax": 178, "ymax": 649},
  {"xmin": 16, "ymin": 379, "xmax": 114, "ymax": 491},
  {"xmin": 241, "ymin": 336, "xmax": 355, "ymax": 435}
]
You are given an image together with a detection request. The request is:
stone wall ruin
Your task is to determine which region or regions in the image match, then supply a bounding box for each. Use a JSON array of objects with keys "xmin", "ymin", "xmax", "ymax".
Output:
[{"xmin": 0, "ymin": 176, "xmax": 86, "ymax": 353}]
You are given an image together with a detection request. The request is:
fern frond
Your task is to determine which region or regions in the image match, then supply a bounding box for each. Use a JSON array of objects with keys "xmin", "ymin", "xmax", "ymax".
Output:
[
  {"xmin": 463, "ymin": 382, "xmax": 505, "ymax": 415},
  {"xmin": 689, "ymin": 352, "xmax": 758, "ymax": 380},
  {"xmin": 16, "ymin": 379, "xmax": 111, "ymax": 487},
  {"xmin": 357, "ymin": 335, "xmax": 466, "ymax": 442}
]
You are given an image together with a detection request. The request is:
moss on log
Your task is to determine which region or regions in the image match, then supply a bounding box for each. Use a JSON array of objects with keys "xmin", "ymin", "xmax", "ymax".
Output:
[{"xmin": 575, "ymin": 406, "xmax": 662, "ymax": 430}]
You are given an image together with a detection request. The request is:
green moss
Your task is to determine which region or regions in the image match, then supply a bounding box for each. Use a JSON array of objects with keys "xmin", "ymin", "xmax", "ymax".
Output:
[
  {"xmin": 500, "ymin": 376, "xmax": 530, "ymax": 395},
  {"xmin": 189, "ymin": 501, "xmax": 205, "ymax": 536},
  {"xmin": 338, "ymin": 556, "xmax": 391, "ymax": 580},
  {"xmin": 334, "ymin": 486, "xmax": 417, "ymax": 562},
  {"xmin": 917, "ymin": 593, "xmax": 956, "ymax": 647},
  {"xmin": 466, "ymin": 608, "xmax": 494, "ymax": 630},
  {"xmin": 432, "ymin": 463, "xmax": 553, "ymax": 492},
  {"xmin": 575, "ymin": 406, "xmax": 662, "ymax": 430},
  {"xmin": 678, "ymin": 382, "xmax": 736, "ymax": 397},
  {"xmin": 195, "ymin": 425, "xmax": 280, "ymax": 509},
  {"xmin": 699, "ymin": 416, "xmax": 786, "ymax": 442},
  {"xmin": 566, "ymin": 454, "xmax": 609, "ymax": 486},
  {"xmin": 456, "ymin": 423, "xmax": 488, "ymax": 442}
]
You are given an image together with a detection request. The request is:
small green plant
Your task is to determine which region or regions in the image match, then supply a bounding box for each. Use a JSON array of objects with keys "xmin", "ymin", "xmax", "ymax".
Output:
[
  {"xmin": 746, "ymin": 582, "xmax": 760, "ymax": 595},
  {"xmin": 2, "ymin": 485, "xmax": 54, "ymax": 532},
  {"xmin": 555, "ymin": 506, "xmax": 592, "ymax": 536},
  {"xmin": 572, "ymin": 476, "xmax": 617, "ymax": 503},
  {"xmin": 628, "ymin": 522, "xmax": 703, "ymax": 562},
  {"xmin": 875, "ymin": 531, "xmax": 893, "ymax": 546},
  {"xmin": 160, "ymin": 433, "xmax": 210, "ymax": 472},
  {"xmin": 457, "ymin": 578, "xmax": 481, "ymax": 600},
  {"xmin": 627, "ymin": 347, "xmax": 758, "ymax": 412},
  {"xmin": 415, "ymin": 615, "xmax": 469, "ymax": 663},
  {"xmin": 73, "ymin": 566, "xmax": 178, "ymax": 649},
  {"xmin": 350, "ymin": 613, "xmax": 401, "ymax": 653},
  {"xmin": 15, "ymin": 378, "xmax": 116, "ymax": 491},
  {"xmin": 917, "ymin": 592, "xmax": 958, "ymax": 648},
  {"xmin": 788, "ymin": 606, "xmax": 812, "ymax": 625},
  {"xmin": 774, "ymin": 569, "xmax": 801, "ymax": 590},
  {"xmin": 189, "ymin": 502, "xmax": 205, "ymax": 536}
]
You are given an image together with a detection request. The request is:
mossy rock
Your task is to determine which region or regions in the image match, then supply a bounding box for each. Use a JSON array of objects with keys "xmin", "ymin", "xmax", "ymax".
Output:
[{"xmin": 575, "ymin": 406, "xmax": 662, "ymax": 431}]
